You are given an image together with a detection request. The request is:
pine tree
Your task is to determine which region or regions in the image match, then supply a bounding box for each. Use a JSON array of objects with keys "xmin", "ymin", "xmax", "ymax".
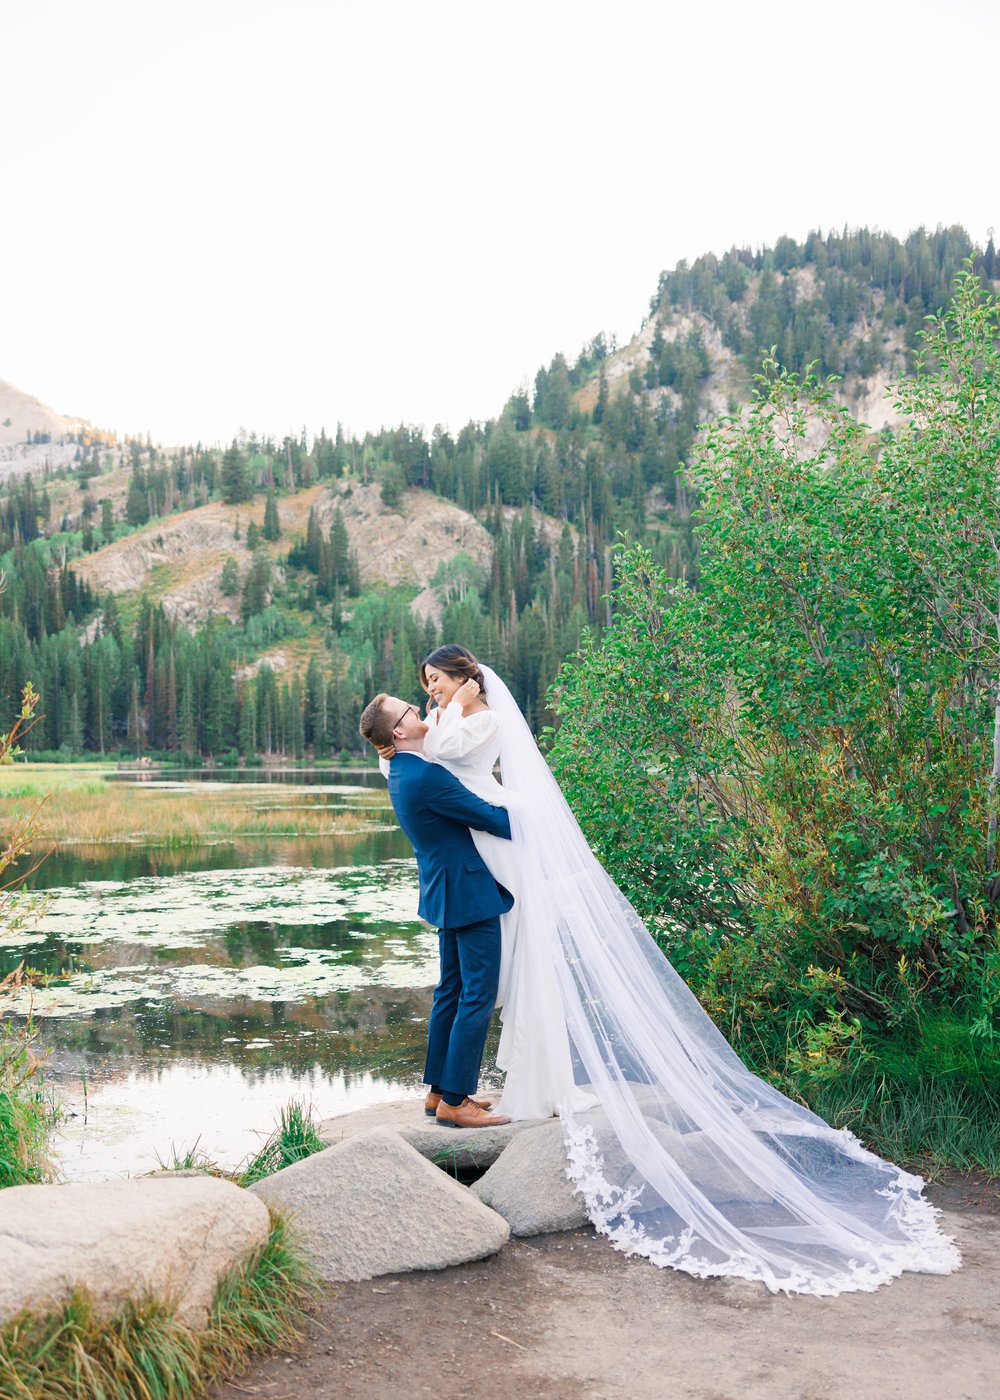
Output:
[
  {"xmin": 179, "ymin": 678, "xmax": 197, "ymax": 756},
  {"xmin": 241, "ymin": 552, "xmax": 272, "ymax": 621},
  {"xmin": 304, "ymin": 507, "xmax": 322, "ymax": 573},
  {"xmin": 290, "ymin": 675, "xmax": 305, "ymax": 758},
  {"xmin": 305, "ymin": 656, "xmax": 329, "ymax": 757},
  {"xmin": 126, "ymin": 471, "xmax": 149, "ymax": 526},
  {"xmin": 262, "ymin": 489, "xmax": 281, "ymax": 541},
  {"xmin": 220, "ymin": 557, "xmax": 240, "ymax": 596},
  {"xmin": 239, "ymin": 684, "xmax": 257, "ymax": 757},
  {"xmin": 220, "ymin": 442, "xmax": 252, "ymax": 505},
  {"xmin": 329, "ymin": 507, "xmax": 350, "ymax": 585}
]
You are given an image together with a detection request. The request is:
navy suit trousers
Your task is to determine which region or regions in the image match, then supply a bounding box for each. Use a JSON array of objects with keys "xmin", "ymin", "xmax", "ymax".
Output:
[{"xmin": 423, "ymin": 915, "xmax": 501, "ymax": 1099}]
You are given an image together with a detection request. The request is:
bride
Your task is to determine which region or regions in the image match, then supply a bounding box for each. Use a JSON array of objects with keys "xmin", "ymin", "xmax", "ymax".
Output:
[{"xmin": 382, "ymin": 642, "xmax": 960, "ymax": 1296}]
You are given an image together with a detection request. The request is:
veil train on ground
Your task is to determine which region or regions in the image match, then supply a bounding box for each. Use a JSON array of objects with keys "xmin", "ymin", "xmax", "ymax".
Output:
[{"xmin": 480, "ymin": 663, "xmax": 960, "ymax": 1296}]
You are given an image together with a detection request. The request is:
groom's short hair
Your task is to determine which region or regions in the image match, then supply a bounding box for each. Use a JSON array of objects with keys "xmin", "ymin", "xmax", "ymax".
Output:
[{"xmin": 359, "ymin": 693, "xmax": 395, "ymax": 748}]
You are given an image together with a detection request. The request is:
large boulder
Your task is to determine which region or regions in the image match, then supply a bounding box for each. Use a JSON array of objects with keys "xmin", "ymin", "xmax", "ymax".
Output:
[
  {"xmin": 473, "ymin": 1120, "xmax": 588, "ymax": 1236},
  {"xmin": 250, "ymin": 1127, "xmax": 510, "ymax": 1281},
  {"xmin": 0, "ymin": 1176, "xmax": 270, "ymax": 1327},
  {"xmin": 318, "ymin": 1097, "xmax": 548, "ymax": 1173}
]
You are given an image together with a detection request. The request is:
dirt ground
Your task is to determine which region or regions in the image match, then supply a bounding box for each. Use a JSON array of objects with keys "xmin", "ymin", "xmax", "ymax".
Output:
[{"xmin": 210, "ymin": 1175, "xmax": 1000, "ymax": 1400}]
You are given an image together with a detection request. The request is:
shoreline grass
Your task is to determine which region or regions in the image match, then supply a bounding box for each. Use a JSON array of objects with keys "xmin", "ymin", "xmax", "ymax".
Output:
[
  {"xmin": 0, "ymin": 970, "xmax": 53, "ymax": 1190},
  {"xmin": 236, "ymin": 1100, "xmax": 327, "ymax": 1187},
  {"xmin": 0, "ymin": 777, "xmax": 391, "ymax": 847},
  {"xmin": 796, "ymin": 1068, "xmax": 1000, "ymax": 1179},
  {"xmin": 0, "ymin": 1210, "xmax": 316, "ymax": 1400}
]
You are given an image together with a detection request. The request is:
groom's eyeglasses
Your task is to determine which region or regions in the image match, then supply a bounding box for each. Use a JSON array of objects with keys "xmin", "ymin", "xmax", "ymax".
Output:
[{"xmin": 393, "ymin": 704, "xmax": 416, "ymax": 728}]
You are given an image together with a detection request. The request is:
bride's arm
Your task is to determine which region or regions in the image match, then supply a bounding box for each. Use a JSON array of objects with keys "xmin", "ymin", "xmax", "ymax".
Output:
[{"xmin": 423, "ymin": 703, "xmax": 499, "ymax": 764}]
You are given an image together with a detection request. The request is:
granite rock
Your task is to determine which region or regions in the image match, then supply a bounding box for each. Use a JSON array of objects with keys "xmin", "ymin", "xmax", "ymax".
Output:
[
  {"xmin": 0, "ymin": 1176, "xmax": 270, "ymax": 1327},
  {"xmin": 250, "ymin": 1126, "xmax": 510, "ymax": 1281}
]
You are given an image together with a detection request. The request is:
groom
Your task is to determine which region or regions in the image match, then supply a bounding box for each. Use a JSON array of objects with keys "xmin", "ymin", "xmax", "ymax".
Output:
[{"xmin": 359, "ymin": 693, "xmax": 513, "ymax": 1128}]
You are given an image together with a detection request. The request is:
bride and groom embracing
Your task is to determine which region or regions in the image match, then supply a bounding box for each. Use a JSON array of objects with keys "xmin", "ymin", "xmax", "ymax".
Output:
[{"xmin": 360, "ymin": 645, "xmax": 961, "ymax": 1297}]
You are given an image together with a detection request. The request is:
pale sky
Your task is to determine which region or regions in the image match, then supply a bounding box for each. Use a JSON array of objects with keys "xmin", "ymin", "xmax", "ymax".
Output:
[{"xmin": 2, "ymin": 0, "xmax": 996, "ymax": 447}]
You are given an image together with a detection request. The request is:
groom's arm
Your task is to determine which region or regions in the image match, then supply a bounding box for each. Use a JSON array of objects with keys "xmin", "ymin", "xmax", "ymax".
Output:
[{"xmin": 423, "ymin": 765, "xmax": 512, "ymax": 841}]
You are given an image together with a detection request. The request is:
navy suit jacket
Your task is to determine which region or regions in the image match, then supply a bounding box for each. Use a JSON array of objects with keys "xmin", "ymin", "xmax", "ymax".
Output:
[{"xmin": 387, "ymin": 751, "xmax": 513, "ymax": 930}]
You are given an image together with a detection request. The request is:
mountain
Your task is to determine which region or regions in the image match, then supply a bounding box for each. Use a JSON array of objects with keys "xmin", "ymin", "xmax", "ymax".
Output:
[
  {"xmin": 0, "ymin": 378, "xmax": 113, "ymax": 481},
  {"xmin": 1, "ymin": 223, "xmax": 993, "ymax": 758}
]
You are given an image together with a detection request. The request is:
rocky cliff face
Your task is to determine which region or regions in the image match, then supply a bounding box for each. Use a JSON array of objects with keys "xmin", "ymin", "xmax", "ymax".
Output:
[{"xmin": 73, "ymin": 479, "xmax": 500, "ymax": 630}]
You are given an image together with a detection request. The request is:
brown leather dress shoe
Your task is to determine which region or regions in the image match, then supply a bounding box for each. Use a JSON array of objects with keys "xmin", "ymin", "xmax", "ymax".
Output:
[
  {"xmin": 435, "ymin": 1097, "xmax": 511, "ymax": 1128},
  {"xmin": 424, "ymin": 1090, "xmax": 493, "ymax": 1117}
]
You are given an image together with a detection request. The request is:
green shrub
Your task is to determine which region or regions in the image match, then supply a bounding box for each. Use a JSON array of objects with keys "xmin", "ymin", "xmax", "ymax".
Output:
[{"xmin": 549, "ymin": 270, "xmax": 1000, "ymax": 1164}]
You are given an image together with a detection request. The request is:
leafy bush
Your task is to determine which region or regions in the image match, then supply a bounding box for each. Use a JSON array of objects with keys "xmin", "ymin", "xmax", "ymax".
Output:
[{"xmin": 549, "ymin": 271, "xmax": 1000, "ymax": 1106}]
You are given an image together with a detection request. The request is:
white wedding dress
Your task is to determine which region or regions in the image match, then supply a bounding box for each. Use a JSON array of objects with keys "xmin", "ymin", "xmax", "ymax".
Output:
[{"xmin": 392, "ymin": 666, "xmax": 961, "ymax": 1296}]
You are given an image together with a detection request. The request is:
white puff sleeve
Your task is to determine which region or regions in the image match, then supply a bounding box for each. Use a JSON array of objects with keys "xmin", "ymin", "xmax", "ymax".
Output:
[{"xmin": 423, "ymin": 704, "xmax": 500, "ymax": 764}]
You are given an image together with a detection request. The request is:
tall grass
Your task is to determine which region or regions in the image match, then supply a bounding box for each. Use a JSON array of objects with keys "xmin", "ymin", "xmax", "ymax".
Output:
[
  {"xmin": 155, "ymin": 1100, "xmax": 326, "ymax": 1188},
  {"xmin": 801, "ymin": 1070, "xmax": 1000, "ymax": 1177},
  {"xmin": 786, "ymin": 1011, "xmax": 1000, "ymax": 1177},
  {"xmin": 201, "ymin": 1211, "xmax": 315, "ymax": 1374},
  {"xmin": 0, "ymin": 1211, "xmax": 315, "ymax": 1400},
  {"xmin": 0, "ymin": 781, "xmax": 389, "ymax": 846},
  {"xmin": 236, "ymin": 1100, "xmax": 326, "ymax": 1186},
  {"xmin": 0, "ymin": 971, "xmax": 52, "ymax": 1189}
]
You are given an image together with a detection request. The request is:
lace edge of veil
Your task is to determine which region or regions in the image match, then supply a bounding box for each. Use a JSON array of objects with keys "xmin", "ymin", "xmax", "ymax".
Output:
[{"xmin": 560, "ymin": 1115, "xmax": 961, "ymax": 1297}]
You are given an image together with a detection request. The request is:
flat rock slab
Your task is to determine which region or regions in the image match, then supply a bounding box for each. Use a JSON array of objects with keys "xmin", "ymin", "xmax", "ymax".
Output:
[
  {"xmin": 0, "ymin": 1176, "xmax": 270, "ymax": 1327},
  {"xmin": 318, "ymin": 1097, "xmax": 550, "ymax": 1172},
  {"xmin": 251, "ymin": 1127, "xmax": 510, "ymax": 1281},
  {"xmin": 473, "ymin": 1120, "xmax": 589, "ymax": 1236}
]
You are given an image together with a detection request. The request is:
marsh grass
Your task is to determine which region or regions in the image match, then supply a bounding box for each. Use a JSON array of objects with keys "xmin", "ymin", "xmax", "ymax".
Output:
[
  {"xmin": 0, "ymin": 774, "xmax": 390, "ymax": 846},
  {"xmin": 236, "ymin": 1099, "xmax": 326, "ymax": 1186},
  {"xmin": 200, "ymin": 1210, "xmax": 315, "ymax": 1375},
  {"xmin": 0, "ymin": 1211, "xmax": 316, "ymax": 1400},
  {"xmin": 153, "ymin": 1136, "xmax": 224, "ymax": 1176},
  {"xmin": 154, "ymin": 1101, "xmax": 326, "ymax": 1189},
  {"xmin": 0, "ymin": 1290, "xmax": 202, "ymax": 1400},
  {"xmin": 0, "ymin": 971, "xmax": 53, "ymax": 1189},
  {"xmin": 773, "ymin": 1009, "xmax": 1000, "ymax": 1177},
  {"xmin": 795, "ymin": 1061, "xmax": 1000, "ymax": 1178}
]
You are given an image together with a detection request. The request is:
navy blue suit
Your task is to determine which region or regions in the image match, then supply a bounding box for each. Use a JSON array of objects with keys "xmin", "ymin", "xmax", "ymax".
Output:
[{"xmin": 387, "ymin": 751, "xmax": 513, "ymax": 1100}]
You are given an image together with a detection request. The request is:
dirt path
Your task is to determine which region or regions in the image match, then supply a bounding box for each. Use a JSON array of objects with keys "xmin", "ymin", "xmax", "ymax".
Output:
[{"xmin": 211, "ymin": 1176, "xmax": 998, "ymax": 1400}]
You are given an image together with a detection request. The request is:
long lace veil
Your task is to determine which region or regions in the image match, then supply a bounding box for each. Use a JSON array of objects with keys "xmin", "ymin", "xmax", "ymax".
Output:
[{"xmin": 479, "ymin": 664, "xmax": 959, "ymax": 1295}]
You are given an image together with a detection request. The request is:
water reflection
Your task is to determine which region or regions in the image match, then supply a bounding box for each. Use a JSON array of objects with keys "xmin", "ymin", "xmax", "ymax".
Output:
[
  {"xmin": 56, "ymin": 1062, "xmax": 417, "ymax": 1183},
  {"xmin": 107, "ymin": 765, "xmax": 383, "ymax": 786},
  {"xmin": 1, "ymin": 774, "xmax": 479, "ymax": 1181}
]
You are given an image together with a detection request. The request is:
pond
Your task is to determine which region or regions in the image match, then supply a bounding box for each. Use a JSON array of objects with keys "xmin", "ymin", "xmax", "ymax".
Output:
[{"xmin": 1, "ymin": 770, "xmax": 502, "ymax": 1181}]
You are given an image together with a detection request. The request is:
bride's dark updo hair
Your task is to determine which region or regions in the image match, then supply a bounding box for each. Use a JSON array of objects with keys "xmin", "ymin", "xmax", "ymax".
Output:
[{"xmin": 419, "ymin": 644, "xmax": 486, "ymax": 695}]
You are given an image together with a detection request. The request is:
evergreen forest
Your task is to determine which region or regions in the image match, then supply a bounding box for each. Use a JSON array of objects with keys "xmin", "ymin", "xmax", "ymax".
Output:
[{"xmin": 0, "ymin": 224, "xmax": 993, "ymax": 763}]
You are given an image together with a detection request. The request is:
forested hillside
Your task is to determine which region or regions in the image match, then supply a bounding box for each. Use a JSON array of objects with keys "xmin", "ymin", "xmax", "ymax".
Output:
[{"xmin": 1, "ymin": 225, "xmax": 991, "ymax": 761}]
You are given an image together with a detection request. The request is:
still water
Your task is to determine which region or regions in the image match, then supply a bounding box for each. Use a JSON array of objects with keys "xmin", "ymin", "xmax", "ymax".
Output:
[{"xmin": 2, "ymin": 771, "xmax": 495, "ymax": 1181}]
